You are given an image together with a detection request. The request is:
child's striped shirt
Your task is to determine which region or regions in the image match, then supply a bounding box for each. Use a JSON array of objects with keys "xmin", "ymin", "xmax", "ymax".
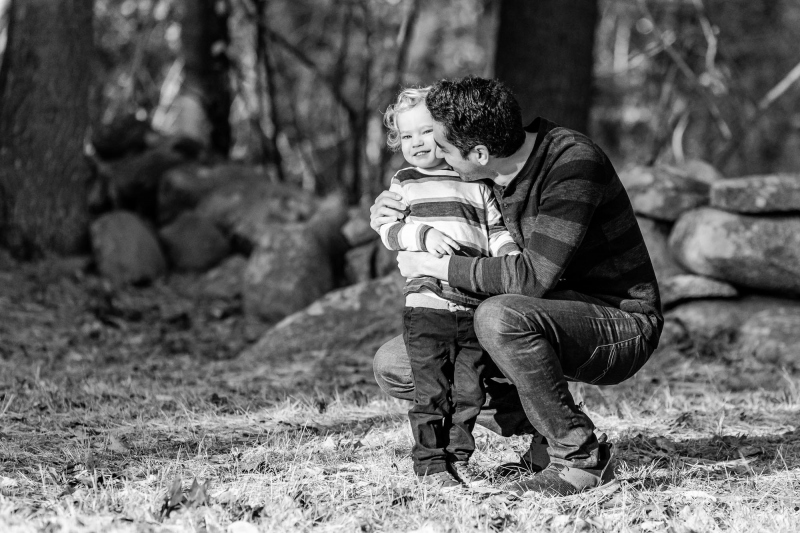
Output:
[{"xmin": 379, "ymin": 166, "xmax": 519, "ymax": 306}]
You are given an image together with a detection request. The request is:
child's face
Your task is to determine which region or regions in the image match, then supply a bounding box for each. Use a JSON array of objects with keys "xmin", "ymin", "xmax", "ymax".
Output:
[{"xmin": 396, "ymin": 104, "xmax": 446, "ymax": 169}]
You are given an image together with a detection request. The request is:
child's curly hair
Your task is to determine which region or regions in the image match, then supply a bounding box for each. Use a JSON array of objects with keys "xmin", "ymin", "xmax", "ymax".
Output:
[{"xmin": 384, "ymin": 86, "xmax": 431, "ymax": 152}]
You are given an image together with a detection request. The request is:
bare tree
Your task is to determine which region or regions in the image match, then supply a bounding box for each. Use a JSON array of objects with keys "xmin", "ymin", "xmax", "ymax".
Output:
[
  {"xmin": 181, "ymin": 0, "xmax": 233, "ymax": 156},
  {"xmin": 494, "ymin": 0, "xmax": 598, "ymax": 132},
  {"xmin": 0, "ymin": 0, "xmax": 94, "ymax": 258}
]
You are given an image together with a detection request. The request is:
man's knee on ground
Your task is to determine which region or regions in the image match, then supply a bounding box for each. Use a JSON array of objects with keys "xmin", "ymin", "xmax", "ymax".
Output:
[{"xmin": 372, "ymin": 335, "xmax": 413, "ymax": 399}]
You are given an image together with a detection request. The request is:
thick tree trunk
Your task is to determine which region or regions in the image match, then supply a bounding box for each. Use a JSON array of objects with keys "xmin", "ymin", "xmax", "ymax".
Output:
[
  {"xmin": 493, "ymin": 0, "xmax": 598, "ymax": 133},
  {"xmin": 181, "ymin": 0, "xmax": 232, "ymax": 157},
  {"xmin": 0, "ymin": 0, "xmax": 94, "ymax": 258}
]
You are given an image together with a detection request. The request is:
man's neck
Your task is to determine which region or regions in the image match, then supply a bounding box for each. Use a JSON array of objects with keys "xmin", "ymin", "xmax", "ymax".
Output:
[{"xmin": 490, "ymin": 131, "xmax": 537, "ymax": 187}]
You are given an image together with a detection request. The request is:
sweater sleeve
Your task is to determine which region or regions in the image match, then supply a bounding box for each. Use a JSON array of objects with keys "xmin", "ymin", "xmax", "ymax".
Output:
[
  {"xmin": 378, "ymin": 180, "xmax": 434, "ymax": 252},
  {"xmin": 483, "ymin": 185, "xmax": 521, "ymax": 257},
  {"xmin": 448, "ymin": 152, "xmax": 606, "ymax": 297}
]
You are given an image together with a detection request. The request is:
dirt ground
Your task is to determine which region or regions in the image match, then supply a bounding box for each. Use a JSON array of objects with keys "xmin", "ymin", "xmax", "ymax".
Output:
[{"xmin": 1, "ymin": 254, "xmax": 799, "ymax": 532}]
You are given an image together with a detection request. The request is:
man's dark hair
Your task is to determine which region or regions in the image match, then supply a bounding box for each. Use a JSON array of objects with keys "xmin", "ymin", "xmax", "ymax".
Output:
[{"xmin": 425, "ymin": 76, "xmax": 525, "ymax": 158}]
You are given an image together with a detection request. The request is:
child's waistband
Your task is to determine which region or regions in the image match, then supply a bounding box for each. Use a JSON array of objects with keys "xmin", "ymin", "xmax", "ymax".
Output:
[{"xmin": 405, "ymin": 292, "xmax": 475, "ymax": 312}]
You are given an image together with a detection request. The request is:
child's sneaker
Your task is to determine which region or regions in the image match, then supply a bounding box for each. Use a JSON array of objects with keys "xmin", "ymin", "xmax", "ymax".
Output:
[
  {"xmin": 450, "ymin": 461, "xmax": 487, "ymax": 488},
  {"xmin": 417, "ymin": 470, "xmax": 462, "ymax": 490}
]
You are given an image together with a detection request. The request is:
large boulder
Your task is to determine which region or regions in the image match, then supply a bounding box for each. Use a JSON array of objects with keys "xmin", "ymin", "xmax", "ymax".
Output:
[
  {"xmin": 659, "ymin": 274, "xmax": 738, "ymax": 308},
  {"xmin": 637, "ymin": 216, "xmax": 686, "ymax": 283},
  {"xmin": 242, "ymin": 194, "xmax": 350, "ymax": 322},
  {"xmin": 195, "ymin": 172, "xmax": 315, "ymax": 251},
  {"xmin": 731, "ymin": 309, "xmax": 800, "ymax": 371},
  {"xmin": 226, "ymin": 274, "xmax": 404, "ymax": 391},
  {"xmin": 159, "ymin": 212, "xmax": 230, "ymax": 272},
  {"xmin": 618, "ymin": 163, "xmax": 716, "ymax": 222},
  {"xmin": 242, "ymin": 223, "xmax": 332, "ymax": 322},
  {"xmin": 665, "ymin": 295, "xmax": 800, "ymax": 347},
  {"xmin": 90, "ymin": 211, "xmax": 167, "ymax": 286},
  {"xmin": 710, "ymin": 173, "xmax": 800, "ymax": 214},
  {"xmin": 669, "ymin": 207, "xmax": 800, "ymax": 296}
]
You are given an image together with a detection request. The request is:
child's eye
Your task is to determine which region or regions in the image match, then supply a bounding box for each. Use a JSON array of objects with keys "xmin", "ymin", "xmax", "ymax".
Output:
[
  {"xmin": 423, "ymin": 129, "xmax": 433, "ymax": 135},
  {"xmin": 401, "ymin": 134, "xmax": 411, "ymax": 140}
]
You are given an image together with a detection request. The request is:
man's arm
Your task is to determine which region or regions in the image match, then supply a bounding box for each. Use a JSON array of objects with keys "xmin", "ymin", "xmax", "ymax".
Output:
[{"xmin": 449, "ymin": 150, "xmax": 607, "ymax": 297}]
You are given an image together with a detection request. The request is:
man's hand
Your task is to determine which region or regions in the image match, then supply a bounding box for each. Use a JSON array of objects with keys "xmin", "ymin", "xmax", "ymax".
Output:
[
  {"xmin": 397, "ymin": 251, "xmax": 450, "ymax": 280},
  {"xmin": 424, "ymin": 229, "xmax": 460, "ymax": 258},
  {"xmin": 369, "ymin": 190, "xmax": 409, "ymax": 232}
]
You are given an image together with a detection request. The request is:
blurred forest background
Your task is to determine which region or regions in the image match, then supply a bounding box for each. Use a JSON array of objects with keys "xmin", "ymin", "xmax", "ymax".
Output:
[{"xmin": 1, "ymin": 0, "xmax": 800, "ymax": 259}]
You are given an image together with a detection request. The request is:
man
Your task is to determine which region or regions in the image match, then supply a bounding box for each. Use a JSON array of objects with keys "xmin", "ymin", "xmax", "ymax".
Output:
[{"xmin": 370, "ymin": 76, "xmax": 662, "ymax": 496}]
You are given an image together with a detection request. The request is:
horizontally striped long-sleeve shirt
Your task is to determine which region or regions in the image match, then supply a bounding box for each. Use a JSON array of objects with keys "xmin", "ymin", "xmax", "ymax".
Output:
[
  {"xmin": 380, "ymin": 166, "xmax": 520, "ymax": 306},
  {"xmin": 448, "ymin": 118, "xmax": 663, "ymax": 335}
]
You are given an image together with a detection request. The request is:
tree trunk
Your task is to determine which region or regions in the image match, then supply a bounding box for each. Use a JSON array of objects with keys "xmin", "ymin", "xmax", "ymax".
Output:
[
  {"xmin": 181, "ymin": 0, "xmax": 233, "ymax": 156},
  {"xmin": 0, "ymin": 0, "xmax": 94, "ymax": 258},
  {"xmin": 493, "ymin": 0, "xmax": 598, "ymax": 133}
]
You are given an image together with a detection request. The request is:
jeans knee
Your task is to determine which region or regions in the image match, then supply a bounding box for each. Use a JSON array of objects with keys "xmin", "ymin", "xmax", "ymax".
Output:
[
  {"xmin": 372, "ymin": 335, "xmax": 414, "ymax": 400},
  {"xmin": 475, "ymin": 295, "xmax": 549, "ymax": 353}
]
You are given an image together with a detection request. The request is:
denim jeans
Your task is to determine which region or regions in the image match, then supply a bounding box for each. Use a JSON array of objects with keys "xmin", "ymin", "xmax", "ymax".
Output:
[
  {"xmin": 403, "ymin": 307, "xmax": 486, "ymax": 475},
  {"xmin": 375, "ymin": 291, "xmax": 660, "ymax": 468}
]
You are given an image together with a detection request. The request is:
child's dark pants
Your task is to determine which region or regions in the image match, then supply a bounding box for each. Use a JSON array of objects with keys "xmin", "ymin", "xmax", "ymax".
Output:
[{"xmin": 403, "ymin": 305, "xmax": 486, "ymax": 476}]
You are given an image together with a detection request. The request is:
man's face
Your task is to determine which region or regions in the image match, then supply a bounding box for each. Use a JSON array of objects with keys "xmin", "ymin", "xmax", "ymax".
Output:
[{"xmin": 432, "ymin": 122, "xmax": 490, "ymax": 182}]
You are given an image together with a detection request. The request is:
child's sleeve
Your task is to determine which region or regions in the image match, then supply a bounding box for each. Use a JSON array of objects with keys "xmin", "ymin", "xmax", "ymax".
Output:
[
  {"xmin": 484, "ymin": 185, "xmax": 521, "ymax": 257},
  {"xmin": 378, "ymin": 178, "xmax": 435, "ymax": 252}
]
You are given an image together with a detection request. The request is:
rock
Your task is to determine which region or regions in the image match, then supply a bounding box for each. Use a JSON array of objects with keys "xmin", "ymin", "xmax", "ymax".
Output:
[
  {"xmin": 341, "ymin": 209, "xmax": 377, "ymax": 248},
  {"xmin": 158, "ymin": 164, "xmax": 232, "ymax": 224},
  {"xmin": 637, "ymin": 216, "xmax": 686, "ymax": 283},
  {"xmin": 669, "ymin": 207, "xmax": 800, "ymax": 295},
  {"xmin": 665, "ymin": 295, "xmax": 800, "ymax": 346},
  {"xmin": 201, "ymin": 255, "xmax": 248, "ymax": 299},
  {"xmin": 660, "ymin": 274, "xmax": 738, "ymax": 308},
  {"xmin": 732, "ymin": 309, "xmax": 800, "ymax": 370},
  {"xmin": 619, "ymin": 164, "xmax": 711, "ymax": 221},
  {"xmin": 375, "ymin": 244, "xmax": 399, "ymax": 278},
  {"xmin": 710, "ymin": 173, "xmax": 800, "ymax": 214},
  {"xmin": 231, "ymin": 274, "xmax": 404, "ymax": 391},
  {"xmin": 678, "ymin": 159, "xmax": 724, "ymax": 184},
  {"xmin": 90, "ymin": 211, "xmax": 167, "ymax": 286},
  {"xmin": 242, "ymin": 223, "xmax": 334, "ymax": 322},
  {"xmin": 345, "ymin": 242, "xmax": 377, "ymax": 284},
  {"xmin": 91, "ymin": 114, "xmax": 150, "ymax": 160},
  {"xmin": 93, "ymin": 148, "xmax": 187, "ymax": 221},
  {"xmin": 159, "ymin": 212, "xmax": 230, "ymax": 272},
  {"xmin": 196, "ymin": 172, "xmax": 315, "ymax": 251}
]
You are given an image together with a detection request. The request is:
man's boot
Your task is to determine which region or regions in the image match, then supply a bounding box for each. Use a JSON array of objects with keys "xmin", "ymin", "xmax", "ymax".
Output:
[{"xmin": 493, "ymin": 434, "xmax": 550, "ymax": 479}]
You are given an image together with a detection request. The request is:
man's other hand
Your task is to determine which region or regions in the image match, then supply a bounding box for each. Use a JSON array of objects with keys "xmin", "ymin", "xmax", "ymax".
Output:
[
  {"xmin": 369, "ymin": 190, "xmax": 408, "ymax": 232},
  {"xmin": 397, "ymin": 251, "xmax": 450, "ymax": 281}
]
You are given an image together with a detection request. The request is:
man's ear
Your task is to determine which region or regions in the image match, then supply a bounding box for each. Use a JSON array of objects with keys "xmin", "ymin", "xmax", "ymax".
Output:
[{"xmin": 468, "ymin": 145, "xmax": 491, "ymax": 166}]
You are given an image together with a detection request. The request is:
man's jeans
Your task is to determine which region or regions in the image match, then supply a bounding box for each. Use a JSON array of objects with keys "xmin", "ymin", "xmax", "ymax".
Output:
[
  {"xmin": 403, "ymin": 307, "xmax": 486, "ymax": 476},
  {"xmin": 374, "ymin": 291, "xmax": 660, "ymax": 468}
]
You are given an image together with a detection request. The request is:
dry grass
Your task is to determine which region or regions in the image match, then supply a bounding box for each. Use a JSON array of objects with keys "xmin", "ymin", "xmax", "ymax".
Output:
[{"xmin": 1, "ymin": 257, "xmax": 799, "ymax": 532}]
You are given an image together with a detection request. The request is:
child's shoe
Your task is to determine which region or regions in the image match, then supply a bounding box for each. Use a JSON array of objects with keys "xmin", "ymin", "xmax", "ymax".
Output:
[
  {"xmin": 417, "ymin": 470, "xmax": 462, "ymax": 490},
  {"xmin": 450, "ymin": 461, "xmax": 487, "ymax": 488}
]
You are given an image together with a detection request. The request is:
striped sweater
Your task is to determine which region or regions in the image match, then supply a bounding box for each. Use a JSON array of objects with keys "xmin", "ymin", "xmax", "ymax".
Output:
[
  {"xmin": 448, "ymin": 118, "xmax": 663, "ymax": 330},
  {"xmin": 380, "ymin": 166, "xmax": 520, "ymax": 306}
]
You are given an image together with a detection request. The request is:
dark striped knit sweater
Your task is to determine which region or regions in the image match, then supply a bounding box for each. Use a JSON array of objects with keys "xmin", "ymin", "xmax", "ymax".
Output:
[{"xmin": 448, "ymin": 118, "xmax": 663, "ymax": 325}]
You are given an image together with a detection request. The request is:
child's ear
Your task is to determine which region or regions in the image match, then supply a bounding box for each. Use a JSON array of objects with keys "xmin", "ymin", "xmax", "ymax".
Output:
[{"xmin": 469, "ymin": 145, "xmax": 490, "ymax": 166}]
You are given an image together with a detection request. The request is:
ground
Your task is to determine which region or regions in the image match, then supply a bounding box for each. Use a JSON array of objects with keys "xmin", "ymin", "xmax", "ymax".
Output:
[{"xmin": 0, "ymin": 255, "xmax": 798, "ymax": 532}]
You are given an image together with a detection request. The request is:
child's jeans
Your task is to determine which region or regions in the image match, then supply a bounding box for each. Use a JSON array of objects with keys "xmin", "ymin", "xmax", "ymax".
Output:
[{"xmin": 403, "ymin": 301, "xmax": 486, "ymax": 476}]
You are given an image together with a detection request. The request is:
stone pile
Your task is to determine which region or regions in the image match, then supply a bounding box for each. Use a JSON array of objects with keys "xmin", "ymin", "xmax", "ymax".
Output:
[{"xmin": 621, "ymin": 162, "xmax": 800, "ymax": 373}]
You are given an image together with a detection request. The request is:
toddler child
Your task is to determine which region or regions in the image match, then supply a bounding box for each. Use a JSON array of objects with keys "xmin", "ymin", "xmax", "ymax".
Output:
[{"xmin": 380, "ymin": 86, "xmax": 520, "ymax": 488}]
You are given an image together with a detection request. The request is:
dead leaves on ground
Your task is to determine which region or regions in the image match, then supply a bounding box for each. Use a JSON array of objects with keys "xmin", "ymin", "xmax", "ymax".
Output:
[{"xmin": 158, "ymin": 477, "xmax": 211, "ymax": 519}]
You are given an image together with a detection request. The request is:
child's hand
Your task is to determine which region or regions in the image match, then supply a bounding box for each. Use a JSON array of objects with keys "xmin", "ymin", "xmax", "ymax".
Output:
[{"xmin": 425, "ymin": 229, "xmax": 460, "ymax": 257}]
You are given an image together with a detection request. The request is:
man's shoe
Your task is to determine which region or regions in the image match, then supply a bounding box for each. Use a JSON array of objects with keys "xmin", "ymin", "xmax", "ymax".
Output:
[
  {"xmin": 450, "ymin": 461, "xmax": 487, "ymax": 488},
  {"xmin": 503, "ymin": 442, "xmax": 617, "ymax": 498},
  {"xmin": 493, "ymin": 435, "xmax": 550, "ymax": 479},
  {"xmin": 417, "ymin": 470, "xmax": 463, "ymax": 490}
]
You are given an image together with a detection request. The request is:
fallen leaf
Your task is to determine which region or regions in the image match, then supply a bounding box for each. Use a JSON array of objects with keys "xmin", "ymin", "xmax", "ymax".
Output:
[{"xmin": 227, "ymin": 521, "xmax": 259, "ymax": 533}]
